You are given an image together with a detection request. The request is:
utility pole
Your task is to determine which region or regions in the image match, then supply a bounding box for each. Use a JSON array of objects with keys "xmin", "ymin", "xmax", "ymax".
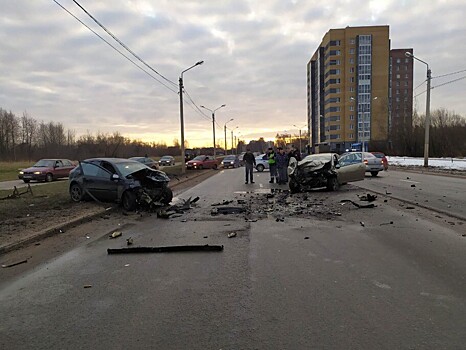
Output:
[{"xmin": 200, "ymin": 104, "xmax": 226, "ymax": 159}]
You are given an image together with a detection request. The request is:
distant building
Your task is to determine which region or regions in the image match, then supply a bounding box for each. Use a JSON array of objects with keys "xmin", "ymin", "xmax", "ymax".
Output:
[{"xmin": 307, "ymin": 25, "xmax": 413, "ymax": 153}]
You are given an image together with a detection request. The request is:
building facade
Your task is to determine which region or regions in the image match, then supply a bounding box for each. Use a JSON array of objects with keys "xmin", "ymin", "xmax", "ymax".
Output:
[{"xmin": 307, "ymin": 25, "xmax": 413, "ymax": 153}]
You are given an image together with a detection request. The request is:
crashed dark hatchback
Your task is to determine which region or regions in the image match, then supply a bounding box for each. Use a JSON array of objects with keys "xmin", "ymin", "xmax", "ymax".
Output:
[
  {"xmin": 68, "ymin": 158, "xmax": 173, "ymax": 211},
  {"xmin": 288, "ymin": 153, "xmax": 365, "ymax": 193}
]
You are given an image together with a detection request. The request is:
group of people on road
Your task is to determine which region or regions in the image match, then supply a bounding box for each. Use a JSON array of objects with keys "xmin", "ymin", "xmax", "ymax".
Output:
[{"xmin": 243, "ymin": 145, "xmax": 302, "ymax": 185}]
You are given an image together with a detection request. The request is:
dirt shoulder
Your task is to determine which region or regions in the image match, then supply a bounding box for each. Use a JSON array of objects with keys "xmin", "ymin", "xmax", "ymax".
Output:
[{"xmin": 0, "ymin": 169, "xmax": 218, "ymax": 254}]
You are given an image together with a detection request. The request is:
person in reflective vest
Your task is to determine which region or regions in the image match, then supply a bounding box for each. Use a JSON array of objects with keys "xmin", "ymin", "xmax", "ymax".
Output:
[{"xmin": 267, "ymin": 147, "xmax": 277, "ymax": 183}]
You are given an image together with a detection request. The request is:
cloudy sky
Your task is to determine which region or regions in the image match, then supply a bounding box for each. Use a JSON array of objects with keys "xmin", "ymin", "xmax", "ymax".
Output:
[{"xmin": 1, "ymin": 0, "xmax": 465, "ymax": 147}]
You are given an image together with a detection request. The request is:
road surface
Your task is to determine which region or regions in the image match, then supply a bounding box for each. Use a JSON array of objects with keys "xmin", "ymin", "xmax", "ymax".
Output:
[{"xmin": 1, "ymin": 168, "xmax": 465, "ymax": 349}]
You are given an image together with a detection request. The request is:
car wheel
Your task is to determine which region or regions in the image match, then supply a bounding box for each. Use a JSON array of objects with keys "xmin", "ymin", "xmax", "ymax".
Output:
[
  {"xmin": 161, "ymin": 187, "xmax": 173, "ymax": 205},
  {"xmin": 70, "ymin": 183, "xmax": 84, "ymax": 202},
  {"xmin": 213, "ymin": 164, "xmax": 218, "ymax": 170},
  {"xmin": 327, "ymin": 176, "xmax": 339, "ymax": 191},
  {"xmin": 23, "ymin": 179, "xmax": 30, "ymax": 183},
  {"xmin": 289, "ymin": 179, "xmax": 301, "ymax": 193},
  {"xmin": 371, "ymin": 171, "xmax": 379, "ymax": 177},
  {"xmin": 256, "ymin": 164, "xmax": 264, "ymax": 172},
  {"xmin": 45, "ymin": 173, "xmax": 53, "ymax": 182},
  {"xmin": 198, "ymin": 165, "xmax": 203, "ymax": 170},
  {"xmin": 122, "ymin": 191, "xmax": 137, "ymax": 211}
]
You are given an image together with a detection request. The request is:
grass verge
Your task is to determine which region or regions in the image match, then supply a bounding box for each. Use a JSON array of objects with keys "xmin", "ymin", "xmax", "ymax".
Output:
[{"xmin": 0, "ymin": 161, "xmax": 32, "ymax": 181}]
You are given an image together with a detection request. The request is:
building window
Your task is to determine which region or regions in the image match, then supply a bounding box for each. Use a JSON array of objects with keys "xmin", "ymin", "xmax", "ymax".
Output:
[
  {"xmin": 349, "ymin": 133, "xmax": 354, "ymax": 138},
  {"xmin": 350, "ymin": 38, "xmax": 355, "ymax": 44},
  {"xmin": 349, "ymin": 67, "xmax": 355, "ymax": 73},
  {"xmin": 350, "ymin": 77, "xmax": 355, "ymax": 83},
  {"xmin": 396, "ymin": 65, "xmax": 400, "ymax": 71},
  {"xmin": 396, "ymin": 74, "xmax": 400, "ymax": 79},
  {"xmin": 405, "ymin": 74, "xmax": 409, "ymax": 79},
  {"xmin": 350, "ymin": 114, "xmax": 354, "ymax": 120},
  {"xmin": 349, "ymin": 48, "xmax": 355, "ymax": 54},
  {"xmin": 404, "ymin": 81, "xmax": 408, "ymax": 86},
  {"xmin": 350, "ymin": 87, "xmax": 354, "ymax": 92},
  {"xmin": 396, "ymin": 58, "xmax": 401, "ymax": 63},
  {"xmin": 350, "ymin": 106, "xmax": 354, "ymax": 111},
  {"xmin": 350, "ymin": 124, "xmax": 354, "ymax": 130},
  {"xmin": 396, "ymin": 89, "xmax": 400, "ymax": 95},
  {"xmin": 396, "ymin": 97, "xmax": 400, "ymax": 102},
  {"xmin": 405, "ymin": 58, "xmax": 409, "ymax": 63},
  {"xmin": 404, "ymin": 65, "xmax": 408, "ymax": 71},
  {"xmin": 349, "ymin": 58, "xmax": 354, "ymax": 64},
  {"xmin": 396, "ymin": 81, "xmax": 400, "ymax": 87}
]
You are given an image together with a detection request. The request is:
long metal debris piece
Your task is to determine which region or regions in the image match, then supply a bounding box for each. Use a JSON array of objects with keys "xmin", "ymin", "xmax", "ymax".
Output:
[{"xmin": 107, "ymin": 244, "xmax": 224, "ymax": 254}]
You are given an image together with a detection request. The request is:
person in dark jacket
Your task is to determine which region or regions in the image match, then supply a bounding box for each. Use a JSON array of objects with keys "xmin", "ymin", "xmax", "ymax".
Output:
[
  {"xmin": 276, "ymin": 147, "xmax": 289, "ymax": 184},
  {"xmin": 243, "ymin": 149, "xmax": 256, "ymax": 184},
  {"xmin": 288, "ymin": 145, "xmax": 301, "ymax": 163}
]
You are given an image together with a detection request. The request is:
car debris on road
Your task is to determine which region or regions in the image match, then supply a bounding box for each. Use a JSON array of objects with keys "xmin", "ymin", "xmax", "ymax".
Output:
[{"xmin": 107, "ymin": 244, "xmax": 224, "ymax": 254}]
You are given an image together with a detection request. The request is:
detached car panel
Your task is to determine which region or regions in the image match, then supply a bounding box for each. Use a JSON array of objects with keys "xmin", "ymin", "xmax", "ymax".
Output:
[
  {"xmin": 69, "ymin": 158, "xmax": 173, "ymax": 211},
  {"xmin": 288, "ymin": 153, "xmax": 365, "ymax": 193}
]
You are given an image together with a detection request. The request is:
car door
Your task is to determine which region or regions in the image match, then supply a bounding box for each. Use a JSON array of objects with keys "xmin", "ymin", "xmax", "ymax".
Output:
[
  {"xmin": 204, "ymin": 156, "xmax": 213, "ymax": 168},
  {"xmin": 80, "ymin": 162, "xmax": 118, "ymax": 202},
  {"xmin": 337, "ymin": 153, "xmax": 365, "ymax": 183}
]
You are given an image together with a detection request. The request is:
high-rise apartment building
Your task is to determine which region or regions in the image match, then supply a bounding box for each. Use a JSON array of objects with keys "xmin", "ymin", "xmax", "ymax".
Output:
[{"xmin": 307, "ymin": 25, "xmax": 413, "ymax": 153}]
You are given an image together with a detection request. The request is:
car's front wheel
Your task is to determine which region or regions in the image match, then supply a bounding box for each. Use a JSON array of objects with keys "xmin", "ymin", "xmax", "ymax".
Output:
[
  {"xmin": 161, "ymin": 187, "xmax": 173, "ymax": 205},
  {"xmin": 212, "ymin": 164, "xmax": 218, "ymax": 170},
  {"xmin": 122, "ymin": 191, "xmax": 137, "ymax": 211},
  {"xmin": 45, "ymin": 173, "xmax": 53, "ymax": 182},
  {"xmin": 256, "ymin": 164, "xmax": 265, "ymax": 172},
  {"xmin": 327, "ymin": 176, "xmax": 339, "ymax": 191},
  {"xmin": 371, "ymin": 171, "xmax": 379, "ymax": 177},
  {"xmin": 70, "ymin": 183, "xmax": 84, "ymax": 202},
  {"xmin": 289, "ymin": 178, "xmax": 301, "ymax": 193}
]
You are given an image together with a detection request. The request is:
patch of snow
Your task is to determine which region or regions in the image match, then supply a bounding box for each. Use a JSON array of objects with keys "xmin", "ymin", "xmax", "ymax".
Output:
[{"xmin": 387, "ymin": 156, "xmax": 466, "ymax": 170}]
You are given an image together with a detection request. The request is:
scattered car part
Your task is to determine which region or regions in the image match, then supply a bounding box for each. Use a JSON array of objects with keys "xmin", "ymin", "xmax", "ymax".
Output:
[
  {"xmin": 227, "ymin": 232, "xmax": 237, "ymax": 238},
  {"xmin": 340, "ymin": 199, "xmax": 376, "ymax": 208},
  {"xmin": 211, "ymin": 207, "xmax": 245, "ymax": 215},
  {"xmin": 109, "ymin": 231, "xmax": 122, "ymax": 239},
  {"xmin": 107, "ymin": 244, "xmax": 224, "ymax": 254},
  {"xmin": 1, "ymin": 259, "xmax": 28, "ymax": 268}
]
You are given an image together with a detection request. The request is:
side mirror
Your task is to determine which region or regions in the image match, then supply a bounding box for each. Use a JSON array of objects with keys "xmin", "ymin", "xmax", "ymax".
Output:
[{"xmin": 111, "ymin": 174, "xmax": 120, "ymax": 181}]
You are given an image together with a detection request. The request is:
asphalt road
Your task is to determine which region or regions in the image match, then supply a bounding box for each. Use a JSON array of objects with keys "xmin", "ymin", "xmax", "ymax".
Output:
[
  {"xmin": 354, "ymin": 170, "xmax": 466, "ymax": 220},
  {"xmin": 1, "ymin": 168, "xmax": 465, "ymax": 349}
]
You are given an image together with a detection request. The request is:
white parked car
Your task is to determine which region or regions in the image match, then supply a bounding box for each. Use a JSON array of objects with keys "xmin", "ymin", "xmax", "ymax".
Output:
[{"xmin": 255, "ymin": 154, "xmax": 269, "ymax": 172}]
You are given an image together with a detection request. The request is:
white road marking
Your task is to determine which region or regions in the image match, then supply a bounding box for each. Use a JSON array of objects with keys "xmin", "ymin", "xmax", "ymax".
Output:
[
  {"xmin": 373, "ymin": 280, "xmax": 392, "ymax": 289},
  {"xmin": 400, "ymin": 179, "xmax": 420, "ymax": 184}
]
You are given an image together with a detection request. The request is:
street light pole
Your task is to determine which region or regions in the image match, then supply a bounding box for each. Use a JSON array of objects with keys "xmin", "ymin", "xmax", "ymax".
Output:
[
  {"xmin": 406, "ymin": 52, "xmax": 431, "ymax": 167},
  {"xmin": 293, "ymin": 123, "xmax": 307, "ymax": 154},
  {"xmin": 230, "ymin": 126, "xmax": 238, "ymax": 154},
  {"xmin": 223, "ymin": 118, "xmax": 234, "ymax": 155},
  {"xmin": 179, "ymin": 60, "xmax": 204, "ymax": 174},
  {"xmin": 200, "ymin": 104, "xmax": 226, "ymax": 159}
]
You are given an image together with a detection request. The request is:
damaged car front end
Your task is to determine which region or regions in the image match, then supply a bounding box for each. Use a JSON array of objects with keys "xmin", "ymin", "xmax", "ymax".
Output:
[
  {"xmin": 69, "ymin": 158, "xmax": 173, "ymax": 211},
  {"xmin": 288, "ymin": 153, "xmax": 365, "ymax": 193}
]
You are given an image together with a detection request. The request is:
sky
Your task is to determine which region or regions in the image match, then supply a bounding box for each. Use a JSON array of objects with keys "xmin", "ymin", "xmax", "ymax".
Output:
[{"xmin": 1, "ymin": 0, "xmax": 465, "ymax": 148}]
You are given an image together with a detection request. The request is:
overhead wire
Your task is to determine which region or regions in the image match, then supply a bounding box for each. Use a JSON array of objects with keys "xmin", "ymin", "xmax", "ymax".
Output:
[
  {"xmin": 52, "ymin": 0, "xmax": 178, "ymax": 94},
  {"xmin": 183, "ymin": 89, "xmax": 211, "ymax": 121},
  {"xmin": 432, "ymin": 69, "xmax": 466, "ymax": 79},
  {"xmin": 414, "ymin": 75, "xmax": 466, "ymax": 98},
  {"xmin": 70, "ymin": 0, "xmax": 177, "ymax": 88}
]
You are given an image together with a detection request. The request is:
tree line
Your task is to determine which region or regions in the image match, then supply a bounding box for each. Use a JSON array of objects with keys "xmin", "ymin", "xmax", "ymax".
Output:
[{"xmin": 0, "ymin": 107, "xmax": 464, "ymax": 162}]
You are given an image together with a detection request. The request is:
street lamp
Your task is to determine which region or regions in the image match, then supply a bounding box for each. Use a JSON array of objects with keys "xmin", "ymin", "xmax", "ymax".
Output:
[
  {"xmin": 223, "ymin": 118, "xmax": 234, "ymax": 155},
  {"xmin": 200, "ymin": 104, "xmax": 226, "ymax": 159},
  {"xmin": 179, "ymin": 60, "xmax": 204, "ymax": 174},
  {"xmin": 405, "ymin": 51, "xmax": 431, "ymax": 167},
  {"xmin": 231, "ymin": 126, "xmax": 238, "ymax": 154},
  {"xmin": 293, "ymin": 123, "xmax": 307, "ymax": 154}
]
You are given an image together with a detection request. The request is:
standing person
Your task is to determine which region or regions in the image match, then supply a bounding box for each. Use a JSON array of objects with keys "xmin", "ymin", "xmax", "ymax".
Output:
[
  {"xmin": 266, "ymin": 147, "xmax": 277, "ymax": 183},
  {"xmin": 288, "ymin": 145, "xmax": 301, "ymax": 163},
  {"xmin": 276, "ymin": 147, "xmax": 289, "ymax": 185},
  {"xmin": 243, "ymin": 149, "xmax": 256, "ymax": 184}
]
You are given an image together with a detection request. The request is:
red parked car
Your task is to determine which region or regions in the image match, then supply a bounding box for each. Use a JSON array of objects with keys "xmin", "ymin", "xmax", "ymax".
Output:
[
  {"xmin": 18, "ymin": 159, "xmax": 76, "ymax": 183},
  {"xmin": 186, "ymin": 155, "xmax": 219, "ymax": 170},
  {"xmin": 371, "ymin": 152, "xmax": 388, "ymax": 170}
]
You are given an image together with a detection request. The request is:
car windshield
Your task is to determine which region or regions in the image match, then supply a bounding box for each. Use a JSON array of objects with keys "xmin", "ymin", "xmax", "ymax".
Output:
[
  {"xmin": 192, "ymin": 156, "xmax": 205, "ymax": 161},
  {"xmin": 161, "ymin": 156, "xmax": 171, "ymax": 160},
  {"xmin": 114, "ymin": 161, "xmax": 148, "ymax": 177},
  {"xmin": 373, "ymin": 153, "xmax": 384, "ymax": 158},
  {"xmin": 224, "ymin": 156, "xmax": 236, "ymax": 160},
  {"xmin": 33, "ymin": 159, "xmax": 55, "ymax": 167}
]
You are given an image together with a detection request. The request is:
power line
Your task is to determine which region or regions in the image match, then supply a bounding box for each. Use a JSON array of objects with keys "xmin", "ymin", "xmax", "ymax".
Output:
[
  {"xmin": 414, "ymin": 79, "xmax": 427, "ymax": 90},
  {"xmin": 71, "ymin": 0, "xmax": 177, "ymax": 88},
  {"xmin": 183, "ymin": 89, "xmax": 211, "ymax": 121},
  {"xmin": 414, "ymin": 75, "xmax": 466, "ymax": 98},
  {"xmin": 52, "ymin": 0, "xmax": 178, "ymax": 94},
  {"xmin": 432, "ymin": 69, "xmax": 466, "ymax": 79}
]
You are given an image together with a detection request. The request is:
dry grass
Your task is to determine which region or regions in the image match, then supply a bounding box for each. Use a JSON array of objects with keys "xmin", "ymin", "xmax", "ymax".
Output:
[{"xmin": 0, "ymin": 161, "xmax": 32, "ymax": 181}]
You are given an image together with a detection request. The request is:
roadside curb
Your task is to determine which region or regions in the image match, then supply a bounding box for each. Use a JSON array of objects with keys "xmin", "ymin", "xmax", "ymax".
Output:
[
  {"xmin": 391, "ymin": 166, "xmax": 466, "ymax": 179},
  {"xmin": 0, "ymin": 207, "xmax": 112, "ymax": 255}
]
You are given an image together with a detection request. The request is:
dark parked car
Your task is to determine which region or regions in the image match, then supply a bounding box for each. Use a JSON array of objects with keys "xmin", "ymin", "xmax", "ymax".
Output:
[
  {"xmin": 221, "ymin": 155, "xmax": 240, "ymax": 168},
  {"xmin": 18, "ymin": 159, "xmax": 75, "ymax": 183},
  {"xmin": 69, "ymin": 158, "xmax": 172, "ymax": 211},
  {"xmin": 288, "ymin": 153, "xmax": 365, "ymax": 193},
  {"xmin": 129, "ymin": 156, "xmax": 159, "ymax": 170},
  {"xmin": 186, "ymin": 155, "xmax": 219, "ymax": 170},
  {"xmin": 158, "ymin": 155, "xmax": 175, "ymax": 166}
]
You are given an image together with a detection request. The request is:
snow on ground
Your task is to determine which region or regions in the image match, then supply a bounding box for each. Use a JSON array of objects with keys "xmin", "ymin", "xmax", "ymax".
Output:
[{"xmin": 387, "ymin": 156, "xmax": 466, "ymax": 170}]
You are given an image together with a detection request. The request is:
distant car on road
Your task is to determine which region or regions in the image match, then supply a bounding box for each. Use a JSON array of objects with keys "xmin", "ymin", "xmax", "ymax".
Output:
[
  {"xmin": 371, "ymin": 152, "xmax": 389, "ymax": 170},
  {"xmin": 158, "ymin": 155, "xmax": 175, "ymax": 166},
  {"xmin": 129, "ymin": 156, "xmax": 159, "ymax": 170},
  {"xmin": 221, "ymin": 155, "xmax": 240, "ymax": 168},
  {"xmin": 18, "ymin": 159, "xmax": 75, "ymax": 183},
  {"xmin": 255, "ymin": 154, "xmax": 270, "ymax": 172},
  {"xmin": 186, "ymin": 155, "xmax": 219, "ymax": 170}
]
